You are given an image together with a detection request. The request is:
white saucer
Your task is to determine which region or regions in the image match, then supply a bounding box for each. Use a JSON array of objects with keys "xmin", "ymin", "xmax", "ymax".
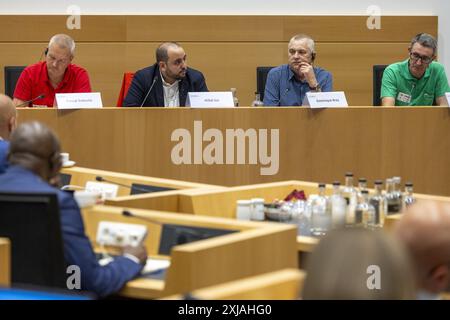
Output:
[{"xmin": 62, "ymin": 160, "xmax": 76, "ymax": 168}]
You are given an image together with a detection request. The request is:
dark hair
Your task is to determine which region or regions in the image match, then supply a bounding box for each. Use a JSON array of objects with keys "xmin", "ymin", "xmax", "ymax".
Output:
[
  {"xmin": 410, "ymin": 33, "xmax": 437, "ymax": 56},
  {"xmin": 155, "ymin": 42, "xmax": 182, "ymax": 63}
]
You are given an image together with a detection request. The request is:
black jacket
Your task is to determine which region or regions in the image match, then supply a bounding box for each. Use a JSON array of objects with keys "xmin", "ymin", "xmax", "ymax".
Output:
[{"xmin": 123, "ymin": 63, "xmax": 208, "ymax": 107}]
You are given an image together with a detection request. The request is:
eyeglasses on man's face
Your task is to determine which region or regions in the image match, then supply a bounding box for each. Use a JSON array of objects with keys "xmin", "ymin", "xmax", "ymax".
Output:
[{"xmin": 409, "ymin": 51, "xmax": 434, "ymax": 64}]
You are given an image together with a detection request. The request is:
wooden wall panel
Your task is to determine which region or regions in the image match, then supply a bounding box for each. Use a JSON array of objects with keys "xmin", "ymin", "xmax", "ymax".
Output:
[
  {"xmin": 0, "ymin": 16, "xmax": 436, "ymax": 42},
  {"xmin": 0, "ymin": 15, "xmax": 437, "ymax": 106}
]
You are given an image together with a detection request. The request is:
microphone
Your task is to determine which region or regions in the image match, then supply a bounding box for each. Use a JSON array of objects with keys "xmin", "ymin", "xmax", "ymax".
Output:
[
  {"xmin": 16, "ymin": 94, "xmax": 45, "ymax": 108},
  {"xmin": 122, "ymin": 209, "xmax": 163, "ymax": 226},
  {"xmin": 140, "ymin": 76, "xmax": 158, "ymax": 107},
  {"xmin": 95, "ymin": 176, "xmax": 151, "ymax": 194}
]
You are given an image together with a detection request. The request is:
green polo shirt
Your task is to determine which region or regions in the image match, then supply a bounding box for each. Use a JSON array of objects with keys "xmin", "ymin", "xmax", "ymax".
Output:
[{"xmin": 381, "ymin": 59, "xmax": 450, "ymax": 106}]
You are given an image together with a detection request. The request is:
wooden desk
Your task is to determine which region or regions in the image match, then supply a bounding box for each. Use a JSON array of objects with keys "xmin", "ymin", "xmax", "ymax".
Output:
[
  {"xmin": 18, "ymin": 107, "xmax": 450, "ymax": 197},
  {"xmin": 173, "ymin": 180, "xmax": 450, "ymax": 263},
  {"xmin": 162, "ymin": 269, "xmax": 304, "ymax": 300},
  {"xmin": 62, "ymin": 166, "xmax": 224, "ymax": 212},
  {"xmin": 82, "ymin": 205, "xmax": 297, "ymax": 299},
  {"xmin": 0, "ymin": 238, "xmax": 10, "ymax": 287}
]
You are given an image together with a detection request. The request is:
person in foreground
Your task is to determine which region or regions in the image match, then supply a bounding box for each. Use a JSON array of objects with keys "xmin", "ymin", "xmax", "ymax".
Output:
[
  {"xmin": 381, "ymin": 33, "xmax": 450, "ymax": 106},
  {"xmin": 0, "ymin": 94, "xmax": 17, "ymax": 173},
  {"xmin": 263, "ymin": 34, "xmax": 333, "ymax": 106},
  {"xmin": 301, "ymin": 228, "xmax": 416, "ymax": 299},
  {"xmin": 0, "ymin": 122, "xmax": 147, "ymax": 297},
  {"xmin": 394, "ymin": 200, "xmax": 450, "ymax": 300},
  {"xmin": 123, "ymin": 41, "xmax": 208, "ymax": 107}
]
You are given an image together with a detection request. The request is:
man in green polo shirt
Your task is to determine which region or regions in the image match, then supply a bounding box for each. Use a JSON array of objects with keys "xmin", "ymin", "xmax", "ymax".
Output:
[{"xmin": 381, "ymin": 33, "xmax": 450, "ymax": 106}]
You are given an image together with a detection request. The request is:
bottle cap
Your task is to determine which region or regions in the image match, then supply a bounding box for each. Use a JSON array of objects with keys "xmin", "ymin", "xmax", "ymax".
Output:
[{"xmin": 237, "ymin": 200, "xmax": 251, "ymax": 206}]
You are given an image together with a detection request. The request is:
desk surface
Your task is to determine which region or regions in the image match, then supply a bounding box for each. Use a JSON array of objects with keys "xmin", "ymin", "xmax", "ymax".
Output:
[{"xmin": 18, "ymin": 107, "xmax": 450, "ymax": 196}]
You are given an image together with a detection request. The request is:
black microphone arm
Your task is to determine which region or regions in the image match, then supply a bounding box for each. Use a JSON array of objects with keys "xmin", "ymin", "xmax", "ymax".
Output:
[
  {"xmin": 140, "ymin": 76, "xmax": 158, "ymax": 107},
  {"xmin": 16, "ymin": 94, "xmax": 45, "ymax": 108},
  {"xmin": 122, "ymin": 210, "xmax": 163, "ymax": 226},
  {"xmin": 95, "ymin": 176, "xmax": 151, "ymax": 194}
]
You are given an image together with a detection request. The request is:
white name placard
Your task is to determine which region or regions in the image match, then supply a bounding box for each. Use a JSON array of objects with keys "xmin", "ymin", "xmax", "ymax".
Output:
[
  {"xmin": 303, "ymin": 91, "xmax": 348, "ymax": 108},
  {"xmin": 445, "ymin": 93, "xmax": 450, "ymax": 107},
  {"xmin": 55, "ymin": 92, "xmax": 103, "ymax": 109},
  {"xmin": 85, "ymin": 181, "xmax": 118, "ymax": 200},
  {"xmin": 186, "ymin": 92, "xmax": 235, "ymax": 108}
]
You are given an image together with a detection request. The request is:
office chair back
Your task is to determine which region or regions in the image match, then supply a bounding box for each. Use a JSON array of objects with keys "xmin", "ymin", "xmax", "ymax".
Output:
[
  {"xmin": 256, "ymin": 66, "xmax": 274, "ymax": 101},
  {"xmin": 116, "ymin": 72, "xmax": 135, "ymax": 107},
  {"xmin": 4, "ymin": 66, "xmax": 26, "ymax": 99},
  {"xmin": 0, "ymin": 192, "xmax": 67, "ymax": 288},
  {"xmin": 373, "ymin": 65, "xmax": 388, "ymax": 106}
]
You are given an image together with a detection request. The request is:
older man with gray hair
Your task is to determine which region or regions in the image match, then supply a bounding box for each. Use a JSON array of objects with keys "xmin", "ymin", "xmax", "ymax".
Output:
[
  {"xmin": 381, "ymin": 33, "xmax": 450, "ymax": 106},
  {"xmin": 263, "ymin": 34, "xmax": 333, "ymax": 106},
  {"xmin": 13, "ymin": 34, "xmax": 91, "ymax": 108},
  {"xmin": 0, "ymin": 93, "xmax": 17, "ymax": 173}
]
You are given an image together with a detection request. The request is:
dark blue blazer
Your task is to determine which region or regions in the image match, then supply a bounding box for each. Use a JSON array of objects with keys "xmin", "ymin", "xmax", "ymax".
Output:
[
  {"xmin": 0, "ymin": 166, "xmax": 143, "ymax": 297},
  {"xmin": 123, "ymin": 63, "xmax": 208, "ymax": 107},
  {"xmin": 0, "ymin": 140, "xmax": 9, "ymax": 174}
]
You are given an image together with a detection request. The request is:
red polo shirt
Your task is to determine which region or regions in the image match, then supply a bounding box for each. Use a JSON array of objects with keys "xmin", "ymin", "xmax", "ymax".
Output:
[{"xmin": 14, "ymin": 61, "xmax": 91, "ymax": 108}]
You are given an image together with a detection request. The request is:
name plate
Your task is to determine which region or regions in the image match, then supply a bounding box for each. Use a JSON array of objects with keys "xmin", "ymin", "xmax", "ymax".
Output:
[
  {"xmin": 85, "ymin": 181, "xmax": 118, "ymax": 200},
  {"xmin": 303, "ymin": 91, "xmax": 348, "ymax": 108},
  {"xmin": 186, "ymin": 92, "xmax": 235, "ymax": 108},
  {"xmin": 446, "ymin": 93, "xmax": 450, "ymax": 107},
  {"xmin": 56, "ymin": 92, "xmax": 103, "ymax": 109}
]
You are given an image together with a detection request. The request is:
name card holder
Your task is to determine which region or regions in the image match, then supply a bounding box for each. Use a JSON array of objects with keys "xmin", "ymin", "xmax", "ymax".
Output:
[
  {"xmin": 55, "ymin": 92, "xmax": 103, "ymax": 109},
  {"xmin": 186, "ymin": 92, "xmax": 235, "ymax": 108},
  {"xmin": 303, "ymin": 91, "xmax": 348, "ymax": 108}
]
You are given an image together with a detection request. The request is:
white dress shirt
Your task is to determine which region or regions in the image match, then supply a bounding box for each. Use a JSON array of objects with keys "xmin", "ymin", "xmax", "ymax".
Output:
[{"xmin": 160, "ymin": 71, "xmax": 180, "ymax": 107}]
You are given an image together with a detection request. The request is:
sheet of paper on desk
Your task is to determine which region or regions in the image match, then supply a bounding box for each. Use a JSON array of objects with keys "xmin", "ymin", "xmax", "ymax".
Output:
[{"xmin": 142, "ymin": 258, "xmax": 171, "ymax": 274}]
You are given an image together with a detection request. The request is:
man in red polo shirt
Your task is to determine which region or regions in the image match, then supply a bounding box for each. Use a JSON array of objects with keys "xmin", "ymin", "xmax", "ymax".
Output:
[{"xmin": 13, "ymin": 34, "xmax": 91, "ymax": 108}]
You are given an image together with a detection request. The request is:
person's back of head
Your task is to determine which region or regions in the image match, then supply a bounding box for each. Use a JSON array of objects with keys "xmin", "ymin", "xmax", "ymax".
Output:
[
  {"xmin": 8, "ymin": 121, "xmax": 62, "ymax": 184},
  {"xmin": 302, "ymin": 228, "xmax": 416, "ymax": 300},
  {"xmin": 394, "ymin": 200, "xmax": 450, "ymax": 297},
  {"xmin": 0, "ymin": 93, "xmax": 17, "ymax": 140}
]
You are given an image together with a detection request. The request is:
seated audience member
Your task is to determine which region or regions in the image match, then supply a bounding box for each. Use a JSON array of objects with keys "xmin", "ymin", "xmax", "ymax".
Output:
[
  {"xmin": 13, "ymin": 34, "xmax": 91, "ymax": 108},
  {"xmin": 123, "ymin": 41, "xmax": 208, "ymax": 107},
  {"xmin": 263, "ymin": 34, "xmax": 333, "ymax": 106},
  {"xmin": 0, "ymin": 94, "xmax": 17, "ymax": 173},
  {"xmin": 302, "ymin": 228, "xmax": 415, "ymax": 300},
  {"xmin": 381, "ymin": 33, "xmax": 450, "ymax": 106},
  {"xmin": 394, "ymin": 200, "xmax": 450, "ymax": 299},
  {"xmin": 0, "ymin": 122, "xmax": 147, "ymax": 297}
]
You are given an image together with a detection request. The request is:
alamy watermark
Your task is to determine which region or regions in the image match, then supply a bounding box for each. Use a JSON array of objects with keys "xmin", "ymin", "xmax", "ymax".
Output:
[
  {"xmin": 366, "ymin": 264, "xmax": 381, "ymax": 290},
  {"xmin": 170, "ymin": 121, "xmax": 280, "ymax": 176},
  {"xmin": 366, "ymin": 5, "xmax": 382, "ymax": 30},
  {"xmin": 66, "ymin": 5, "xmax": 81, "ymax": 30},
  {"xmin": 66, "ymin": 265, "xmax": 81, "ymax": 290}
]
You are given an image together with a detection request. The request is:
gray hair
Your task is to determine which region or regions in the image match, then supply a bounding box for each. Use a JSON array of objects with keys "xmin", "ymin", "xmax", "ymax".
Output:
[
  {"xmin": 410, "ymin": 33, "xmax": 437, "ymax": 56},
  {"xmin": 156, "ymin": 42, "xmax": 182, "ymax": 63},
  {"xmin": 48, "ymin": 34, "xmax": 76, "ymax": 56},
  {"xmin": 288, "ymin": 34, "xmax": 316, "ymax": 54}
]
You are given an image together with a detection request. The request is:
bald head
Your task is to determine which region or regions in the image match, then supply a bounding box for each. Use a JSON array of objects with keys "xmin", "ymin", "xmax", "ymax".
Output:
[
  {"xmin": 156, "ymin": 42, "xmax": 182, "ymax": 63},
  {"xmin": 0, "ymin": 94, "xmax": 17, "ymax": 140},
  {"xmin": 394, "ymin": 200, "xmax": 450, "ymax": 294},
  {"xmin": 9, "ymin": 121, "xmax": 61, "ymax": 182}
]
